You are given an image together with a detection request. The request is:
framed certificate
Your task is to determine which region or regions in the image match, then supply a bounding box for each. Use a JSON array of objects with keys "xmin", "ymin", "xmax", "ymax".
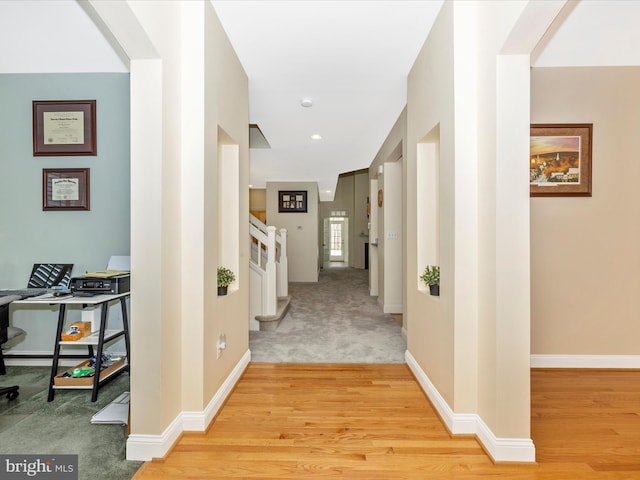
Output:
[
  {"xmin": 43, "ymin": 168, "xmax": 90, "ymax": 211},
  {"xmin": 33, "ymin": 100, "xmax": 97, "ymax": 156}
]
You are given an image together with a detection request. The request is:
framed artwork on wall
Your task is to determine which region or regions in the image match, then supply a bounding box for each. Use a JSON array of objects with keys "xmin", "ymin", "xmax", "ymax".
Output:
[
  {"xmin": 43, "ymin": 168, "xmax": 90, "ymax": 211},
  {"xmin": 530, "ymin": 123, "xmax": 593, "ymax": 197},
  {"xmin": 33, "ymin": 100, "xmax": 97, "ymax": 156},
  {"xmin": 278, "ymin": 190, "xmax": 307, "ymax": 213}
]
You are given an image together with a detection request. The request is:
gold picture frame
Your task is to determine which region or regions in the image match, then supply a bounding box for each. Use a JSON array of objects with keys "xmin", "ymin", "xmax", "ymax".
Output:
[{"xmin": 530, "ymin": 123, "xmax": 592, "ymax": 197}]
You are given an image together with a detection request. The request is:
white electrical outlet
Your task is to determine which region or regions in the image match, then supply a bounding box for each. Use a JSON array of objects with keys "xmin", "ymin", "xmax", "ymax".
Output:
[{"xmin": 217, "ymin": 333, "xmax": 227, "ymax": 359}]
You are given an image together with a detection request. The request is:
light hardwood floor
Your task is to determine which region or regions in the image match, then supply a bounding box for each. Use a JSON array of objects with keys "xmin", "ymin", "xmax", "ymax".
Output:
[{"xmin": 132, "ymin": 364, "xmax": 640, "ymax": 479}]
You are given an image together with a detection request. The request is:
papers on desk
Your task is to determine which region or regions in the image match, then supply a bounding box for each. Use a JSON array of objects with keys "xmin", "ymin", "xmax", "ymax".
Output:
[
  {"xmin": 91, "ymin": 392, "xmax": 130, "ymax": 425},
  {"xmin": 83, "ymin": 270, "xmax": 129, "ymax": 278}
]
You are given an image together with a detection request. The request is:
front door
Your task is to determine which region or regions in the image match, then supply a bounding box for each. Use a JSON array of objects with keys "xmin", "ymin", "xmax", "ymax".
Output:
[{"xmin": 329, "ymin": 217, "xmax": 345, "ymax": 262}]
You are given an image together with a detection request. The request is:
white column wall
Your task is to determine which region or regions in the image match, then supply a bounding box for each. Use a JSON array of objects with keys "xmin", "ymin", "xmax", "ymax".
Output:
[{"xmin": 88, "ymin": 1, "xmax": 250, "ymax": 455}]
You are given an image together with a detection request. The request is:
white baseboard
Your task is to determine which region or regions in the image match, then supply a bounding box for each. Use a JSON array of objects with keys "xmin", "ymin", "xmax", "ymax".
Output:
[
  {"xmin": 383, "ymin": 304, "xmax": 402, "ymax": 314},
  {"xmin": 126, "ymin": 414, "xmax": 183, "ymax": 462},
  {"xmin": 531, "ymin": 354, "xmax": 640, "ymax": 369},
  {"xmin": 126, "ymin": 349, "xmax": 251, "ymax": 461},
  {"xmin": 405, "ymin": 350, "xmax": 535, "ymax": 463}
]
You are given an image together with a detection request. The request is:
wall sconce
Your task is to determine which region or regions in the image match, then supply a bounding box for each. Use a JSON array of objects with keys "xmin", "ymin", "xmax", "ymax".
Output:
[{"xmin": 377, "ymin": 165, "xmax": 384, "ymax": 176}]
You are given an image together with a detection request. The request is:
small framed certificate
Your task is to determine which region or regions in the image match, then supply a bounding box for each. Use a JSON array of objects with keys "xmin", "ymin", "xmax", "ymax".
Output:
[
  {"xmin": 33, "ymin": 100, "xmax": 97, "ymax": 156},
  {"xmin": 43, "ymin": 168, "xmax": 90, "ymax": 211}
]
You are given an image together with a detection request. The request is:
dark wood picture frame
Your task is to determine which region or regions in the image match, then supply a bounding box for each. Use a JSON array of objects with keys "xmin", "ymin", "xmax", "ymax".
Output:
[
  {"xmin": 278, "ymin": 190, "xmax": 307, "ymax": 213},
  {"xmin": 33, "ymin": 100, "xmax": 97, "ymax": 156},
  {"xmin": 530, "ymin": 123, "xmax": 592, "ymax": 197},
  {"xmin": 43, "ymin": 168, "xmax": 90, "ymax": 211}
]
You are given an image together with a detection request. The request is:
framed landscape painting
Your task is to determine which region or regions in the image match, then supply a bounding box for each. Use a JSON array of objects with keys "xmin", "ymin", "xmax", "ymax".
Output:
[{"xmin": 529, "ymin": 123, "xmax": 592, "ymax": 197}]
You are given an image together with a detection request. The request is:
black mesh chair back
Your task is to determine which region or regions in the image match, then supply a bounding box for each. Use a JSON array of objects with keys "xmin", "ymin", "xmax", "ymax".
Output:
[{"xmin": 27, "ymin": 264, "xmax": 73, "ymax": 288}]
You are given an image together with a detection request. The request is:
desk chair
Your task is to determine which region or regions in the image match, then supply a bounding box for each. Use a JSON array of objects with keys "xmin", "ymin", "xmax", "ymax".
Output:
[
  {"xmin": 0, "ymin": 263, "xmax": 74, "ymax": 400},
  {"xmin": 0, "ymin": 295, "xmax": 22, "ymax": 399}
]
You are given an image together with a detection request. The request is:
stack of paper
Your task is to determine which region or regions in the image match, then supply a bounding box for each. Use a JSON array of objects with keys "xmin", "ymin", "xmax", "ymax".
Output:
[{"xmin": 83, "ymin": 270, "xmax": 129, "ymax": 278}]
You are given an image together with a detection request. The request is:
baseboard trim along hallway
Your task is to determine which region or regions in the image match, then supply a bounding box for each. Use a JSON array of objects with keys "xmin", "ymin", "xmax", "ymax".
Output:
[
  {"xmin": 125, "ymin": 349, "xmax": 251, "ymax": 461},
  {"xmin": 405, "ymin": 350, "xmax": 535, "ymax": 463},
  {"xmin": 530, "ymin": 354, "xmax": 640, "ymax": 369}
]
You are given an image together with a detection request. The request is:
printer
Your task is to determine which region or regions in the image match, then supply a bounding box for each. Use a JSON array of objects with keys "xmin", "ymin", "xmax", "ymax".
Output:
[
  {"xmin": 70, "ymin": 256, "xmax": 131, "ymax": 295},
  {"xmin": 70, "ymin": 273, "xmax": 130, "ymax": 295}
]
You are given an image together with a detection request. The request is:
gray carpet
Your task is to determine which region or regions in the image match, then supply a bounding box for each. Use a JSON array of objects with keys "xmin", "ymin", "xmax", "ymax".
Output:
[
  {"xmin": 0, "ymin": 366, "xmax": 142, "ymax": 480},
  {"xmin": 250, "ymin": 266, "xmax": 406, "ymax": 363}
]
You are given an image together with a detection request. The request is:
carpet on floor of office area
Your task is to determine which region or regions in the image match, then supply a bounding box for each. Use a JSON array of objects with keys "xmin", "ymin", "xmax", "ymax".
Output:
[
  {"xmin": 249, "ymin": 267, "xmax": 407, "ymax": 363},
  {"xmin": 0, "ymin": 366, "xmax": 142, "ymax": 480}
]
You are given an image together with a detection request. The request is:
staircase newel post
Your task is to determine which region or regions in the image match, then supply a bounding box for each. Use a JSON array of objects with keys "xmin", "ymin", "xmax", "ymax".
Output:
[
  {"xmin": 265, "ymin": 226, "xmax": 277, "ymax": 316},
  {"xmin": 278, "ymin": 228, "xmax": 288, "ymax": 297}
]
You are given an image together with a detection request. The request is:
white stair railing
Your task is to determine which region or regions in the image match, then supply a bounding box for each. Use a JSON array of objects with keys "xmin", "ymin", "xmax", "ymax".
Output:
[{"xmin": 249, "ymin": 215, "xmax": 288, "ymax": 321}]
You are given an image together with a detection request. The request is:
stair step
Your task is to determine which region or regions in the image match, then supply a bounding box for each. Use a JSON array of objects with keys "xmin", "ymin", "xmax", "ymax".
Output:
[{"xmin": 255, "ymin": 296, "xmax": 291, "ymax": 331}]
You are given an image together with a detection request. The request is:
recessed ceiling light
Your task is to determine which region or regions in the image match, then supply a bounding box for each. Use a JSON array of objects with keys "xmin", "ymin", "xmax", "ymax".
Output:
[
  {"xmin": 300, "ymin": 98, "xmax": 313, "ymax": 108},
  {"xmin": 310, "ymin": 134, "xmax": 322, "ymax": 140}
]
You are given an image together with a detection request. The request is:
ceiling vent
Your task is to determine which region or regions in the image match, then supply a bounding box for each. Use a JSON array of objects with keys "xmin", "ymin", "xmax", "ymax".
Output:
[{"xmin": 249, "ymin": 124, "xmax": 270, "ymax": 149}]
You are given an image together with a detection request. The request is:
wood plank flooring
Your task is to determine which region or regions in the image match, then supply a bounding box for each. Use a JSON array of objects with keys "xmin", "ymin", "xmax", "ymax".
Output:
[{"xmin": 132, "ymin": 364, "xmax": 640, "ymax": 479}]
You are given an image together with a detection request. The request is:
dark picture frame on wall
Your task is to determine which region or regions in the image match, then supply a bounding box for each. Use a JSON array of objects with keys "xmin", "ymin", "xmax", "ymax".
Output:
[
  {"xmin": 33, "ymin": 100, "xmax": 97, "ymax": 156},
  {"xmin": 43, "ymin": 168, "xmax": 90, "ymax": 211},
  {"xmin": 278, "ymin": 190, "xmax": 307, "ymax": 213},
  {"xmin": 530, "ymin": 123, "xmax": 593, "ymax": 197}
]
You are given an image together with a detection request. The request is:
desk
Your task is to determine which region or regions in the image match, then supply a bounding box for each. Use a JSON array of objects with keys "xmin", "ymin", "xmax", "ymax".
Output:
[{"xmin": 15, "ymin": 293, "xmax": 130, "ymax": 402}]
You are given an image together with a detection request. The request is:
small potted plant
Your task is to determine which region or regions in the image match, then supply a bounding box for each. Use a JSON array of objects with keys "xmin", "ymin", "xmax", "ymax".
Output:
[
  {"xmin": 420, "ymin": 265, "xmax": 440, "ymax": 296},
  {"xmin": 217, "ymin": 266, "xmax": 236, "ymax": 296}
]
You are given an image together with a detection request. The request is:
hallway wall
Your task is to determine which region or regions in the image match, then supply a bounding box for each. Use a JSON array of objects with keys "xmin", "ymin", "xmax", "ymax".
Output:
[
  {"xmin": 531, "ymin": 66, "xmax": 640, "ymax": 357},
  {"xmin": 401, "ymin": 0, "xmax": 538, "ymax": 460},
  {"xmin": 90, "ymin": 1, "xmax": 250, "ymax": 458},
  {"xmin": 266, "ymin": 181, "xmax": 319, "ymax": 282}
]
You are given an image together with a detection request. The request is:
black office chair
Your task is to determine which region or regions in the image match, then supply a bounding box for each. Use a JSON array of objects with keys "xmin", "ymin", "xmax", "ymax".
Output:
[{"xmin": 0, "ymin": 295, "xmax": 22, "ymax": 400}]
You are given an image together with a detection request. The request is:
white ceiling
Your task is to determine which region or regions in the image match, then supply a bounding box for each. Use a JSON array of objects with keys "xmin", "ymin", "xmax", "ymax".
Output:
[
  {"xmin": 2, "ymin": 0, "xmax": 640, "ymax": 201},
  {"xmin": 210, "ymin": 1, "xmax": 443, "ymax": 199}
]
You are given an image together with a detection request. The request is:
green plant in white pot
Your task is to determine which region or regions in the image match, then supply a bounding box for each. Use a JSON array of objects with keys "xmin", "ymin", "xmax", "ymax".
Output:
[
  {"xmin": 217, "ymin": 266, "xmax": 236, "ymax": 296},
  {"xmin": 420, "ymin": 265, "xmax": 440, "ymax": 296}
]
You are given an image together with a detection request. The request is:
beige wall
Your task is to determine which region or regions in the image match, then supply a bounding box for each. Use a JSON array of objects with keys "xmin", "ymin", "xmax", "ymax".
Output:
[
  {"xmin": 404, "ymin": 0, "xmax": 540, "ymax": 448},
  {"xmin": 250, "ymin": 188, "xmax": 267, "ymax": 212},
  {"xmin": 203, "ymin": 1, "xmax": 250, "ymax": 406},
  {"xmin": 531, "ymin": 66, "xmax": 640, "ymax": 355},
  {"xmin": 369, "ymin": 110, "xmax": 406, "ymax": 316},
  {"xmin": 406, "ymin": 0, "xmax": 455, "ymax": 407},
  {"xmin": 90, "ymin": 0, "xmax": 249, "ymax": 444},
  {"xmin": 266, "ymin": 182, "xmax": 319, "ymax": 282}
]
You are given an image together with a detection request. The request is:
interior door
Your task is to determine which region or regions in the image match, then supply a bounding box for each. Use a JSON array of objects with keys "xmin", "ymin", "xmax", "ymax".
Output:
[
  {"xmin": 329, "ymin": 218, "xmax": 345, "ymax": 262},
  {"xmin": 323, "ymin": 218, "xmax": 330, "ymax": 265}
]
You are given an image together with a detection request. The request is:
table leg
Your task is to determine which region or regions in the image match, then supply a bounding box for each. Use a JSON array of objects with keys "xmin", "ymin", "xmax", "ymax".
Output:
[
  {"xmin": 91, "ymin": 302, "xmax": 109, "ymax": 402},
  {"xmin": 120, "ymin": 297, "xmax": 130, "ymax": 372},
  {"xmin": 48, "ymin": 304, "xmax": 67, "ymax": 402}
]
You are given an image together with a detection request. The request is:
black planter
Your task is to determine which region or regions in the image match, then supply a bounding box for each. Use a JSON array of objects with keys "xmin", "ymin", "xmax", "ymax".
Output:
[
  {"xmin": 429, "ymin": 284, "xmax": 439, "ymax": 296},
  {"xmin": 218, "ymin": 286, "xmax": 228, "ymax": 296}
]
